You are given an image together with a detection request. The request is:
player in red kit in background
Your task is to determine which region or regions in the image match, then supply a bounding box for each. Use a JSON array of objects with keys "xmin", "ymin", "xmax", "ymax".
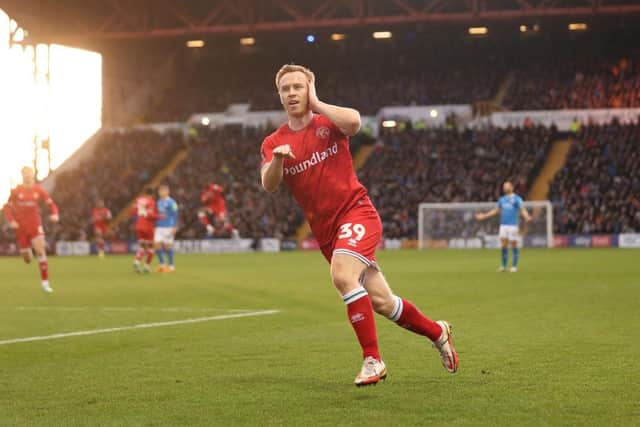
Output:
[
  {"xmin": 261, "ymin": 65, "xmax": 458, "ymax": 386},
  {"xmin": 92, "ymin": 199, "xmax": 111, "ymax": 258},
  {"xmin": 131, "ymin": 187, "xmax": 157, "ymax": 273},
  {"xmin": 198, "ymin": 183, "xmax": 239, "ymax": 238},
  {"xmin": 2, "ymin": 166, "xmax": 59, "ymax": 292}
]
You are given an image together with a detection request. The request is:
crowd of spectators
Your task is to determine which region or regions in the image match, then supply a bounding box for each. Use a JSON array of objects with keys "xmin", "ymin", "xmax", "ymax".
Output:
[
  {"xmin": 166, "ymin": 126, "xmax": 304, "ymax": 240},
  {"xmin": 358, "ymin": 125, "xmax": 555, "ymax": 238},
  {"xmin": 50, "ymin": 129, "xmax": 184, "ymax": 241},
  {"xmin": 550, "ymin": 120, "xmax": 640, "ymax": 234},
  {"xmin": 504, "ymin": 57, "xmax": 640, "ymax": 111}
]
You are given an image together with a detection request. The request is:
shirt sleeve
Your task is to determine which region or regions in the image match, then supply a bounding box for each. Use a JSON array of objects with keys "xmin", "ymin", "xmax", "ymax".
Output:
[
  {"xmin": 496, "ymin": 198, "xmax": 501, "ymax": 208},
  {"xmin": 2, "ymin": 190, "xmax": 16, "ymax": 222},
  {"xmin": 516, "ymin": 196, "xmax": 523, "ymax": 209},
  {"xmin": 260, "ymin": 137, "xmax": 275, "ymax": 167},
  {"xmin": 39, "ymin": 187, "xmax": 59, "ymax": 215},
  {"xmin": 323, "ymin": 115, "xmax": 347, "ymax": 139}
]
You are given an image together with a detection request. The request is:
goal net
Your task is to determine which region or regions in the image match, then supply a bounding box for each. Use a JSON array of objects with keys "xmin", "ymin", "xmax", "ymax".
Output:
[{"xmin": 418, "ymin": 201, "xmax": 554, "ymax": 249}]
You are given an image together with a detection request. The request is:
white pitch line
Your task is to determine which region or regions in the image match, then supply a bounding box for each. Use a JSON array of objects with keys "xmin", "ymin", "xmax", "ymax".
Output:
[{"xmin": 0, "ymin": 310, "xmax": 279, "ymax": 346}]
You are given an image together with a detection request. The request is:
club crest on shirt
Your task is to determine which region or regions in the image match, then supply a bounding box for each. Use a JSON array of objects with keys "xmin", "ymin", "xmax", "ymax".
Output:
[{"xmin": 316, "ymin": 126, "xmax": 330, "ymax": 139}]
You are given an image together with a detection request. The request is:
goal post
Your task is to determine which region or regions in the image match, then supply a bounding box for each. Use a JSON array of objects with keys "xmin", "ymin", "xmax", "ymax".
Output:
[{"xmin": 418, "ymin": 201, "xmax": 554, "ymax": 249}]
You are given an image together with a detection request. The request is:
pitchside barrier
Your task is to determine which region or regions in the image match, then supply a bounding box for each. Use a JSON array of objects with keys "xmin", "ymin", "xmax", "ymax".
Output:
[{"xmin": 0, "ymin": 235, "xmax": 638, "ymax": 257}]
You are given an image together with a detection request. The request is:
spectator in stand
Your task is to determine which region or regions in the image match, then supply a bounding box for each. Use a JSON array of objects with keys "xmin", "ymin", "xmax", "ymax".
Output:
[
  {"xmin": 550, "ymin": 120, "xmax": 640, "ymax": 234},
  {"xmin": 358, "ymin": 125, "xmax": 555, "ymax": 238},
  {"xmin": 51, "ymin": 129, "xmax": 184, "ymax": 241}
]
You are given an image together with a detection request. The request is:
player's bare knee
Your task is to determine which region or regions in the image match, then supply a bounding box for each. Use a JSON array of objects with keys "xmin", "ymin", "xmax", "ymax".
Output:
[{"xmin": 370, "ymin": 294, "xmax": 394, "ymax": 315}]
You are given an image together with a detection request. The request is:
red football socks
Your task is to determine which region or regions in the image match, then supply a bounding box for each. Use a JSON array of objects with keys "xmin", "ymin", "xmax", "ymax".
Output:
[
  {"xmin": 38, "ymin": 255, "xmax": 49, "ymax": 281},
  {"xmin": 134, "ymin": 248, "xmax": 144, "ymax": 262},
  {"xmin": 343, "ymin": 287, "xmax": 381, "ymax": 360},
  {"xmin": 145, "ymin": 249, "xmax": 154, "ymax": 264},
  {"xmin": 389, "ymin": 297, "xmax": 442, "ymax": 342}
]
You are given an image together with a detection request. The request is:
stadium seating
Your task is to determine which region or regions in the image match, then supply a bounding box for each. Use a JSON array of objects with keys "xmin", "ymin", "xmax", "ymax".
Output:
[
  {"xmin": 550, "ymin": 121, "xmax": 640, "ymax": 234},
  {"xmin": 357, "ymin": 125, "xmax": 555, "ymax": 238},
  {"xmin": 504, "ymin": 57, "xmax": 640, "ymax": 110},
  {"xmin": 167, "ymin": 126, "xmax": 304, "ymax": 240},
  {"xmin": 51, "ymin": 129, "xmax": 184, "ymax": 241}
]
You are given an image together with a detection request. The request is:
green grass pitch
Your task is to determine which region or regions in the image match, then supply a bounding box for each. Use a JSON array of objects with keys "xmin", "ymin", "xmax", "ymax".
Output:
[{"xmin": 1, "ymin": 249, "xmax": 638, "ymax": 426}]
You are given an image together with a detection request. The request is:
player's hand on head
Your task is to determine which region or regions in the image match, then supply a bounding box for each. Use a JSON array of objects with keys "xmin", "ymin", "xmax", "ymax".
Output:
[
  {"xmin": 49, "ymin": 214, "xmax": 59, "ymax": 223},
  {"xmin": 272, "ymin": 144, "xmax": 296, "ymax": 160},
  {"xmin": 9, "ymin": 220, "xmax": 19, "ymax": 229},
  {"xmin": 307, "ymin": 76, "xmax": 320, "ymax": 111}
]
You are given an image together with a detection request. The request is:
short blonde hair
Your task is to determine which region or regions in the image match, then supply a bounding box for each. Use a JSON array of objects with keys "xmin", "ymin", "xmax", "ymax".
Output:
[{"xmin": 275, "ymin": 64, "xmax": 315, "ymax": 90}]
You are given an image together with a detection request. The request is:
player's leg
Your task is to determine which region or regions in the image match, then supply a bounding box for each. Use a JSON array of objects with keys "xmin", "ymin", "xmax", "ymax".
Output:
[
  {"xmin": 32, "ymin": 235, "xmax": 52, "ymax": 293},
  {"xmin": 143, "ymin": 240, "xmax": 154, "ymax": 273},
  {"xmin": 498, "ymin": 226, "xmax": 509, "ymax": 272},
  {"xmin": 20, "ymin": 248, "xmax": 33, "ymax": 264},
  {"xmin": 95, "ymin": 229, "xmax": 105, "ymax": 258},
  {"xmin": 165, "ymin": 242, "xmax": 175, "ymax": 272},
  {"xmin": 363, "ymin": 268, "xmax": 458, "ymax": 373},
  {"xmin": 153, "ymin": 228, "xmax": 166, "ymax": 272},
  {"xmin": 510, "ymin": 235, "xmax": 519, "ymax": 272},
  {"xmin": 133, "ymin": 231, "xmax": 145, "ymax": 273},
  {"xmin": 330, "ymin": 253, "xmax": 385, "ymax": 386},
  {"xmin": 219, "ymin": 212, "xmax": 239, "ymax": 239},
  {"xmin": 198, "ymin": 208, "xmax": 214, "ymax": 235}
]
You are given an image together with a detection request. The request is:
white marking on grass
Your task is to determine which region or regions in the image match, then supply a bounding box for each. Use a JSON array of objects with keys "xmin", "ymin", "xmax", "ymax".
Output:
[
  {"xmin": 11, "ymin": 306, "xmax": 255, "ymax": 313},
  {"xmin": 0, "ymin": 310, "xmax": 279, "ymax": 346}
]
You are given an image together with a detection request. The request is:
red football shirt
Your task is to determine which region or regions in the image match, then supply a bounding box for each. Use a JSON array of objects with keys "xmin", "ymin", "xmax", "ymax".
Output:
[
  {"xmin": 3, "ymin": 184, "xmax": 58, "ymax": 227},
  {"xmin": 201, "ymin": 184, "xmax": 226, "ymax": 213},
  {"xmin": 131, "ymin": 196, "xmax": 157, "ymax": 231},
  {"xmin": 261, "ymin": 114, "xmax": 368, "ymax": 246},
  {"xmin": 92, "ymin": 207, "xmax": 112, "ymax": 229}
]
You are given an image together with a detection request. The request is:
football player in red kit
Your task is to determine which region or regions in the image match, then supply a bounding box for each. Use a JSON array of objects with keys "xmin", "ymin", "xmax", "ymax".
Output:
[
  {"xmin": 198, "ymin": 183, "xmax": 238, "ymax": 238},
  {"xmin": 2, "ymin": 166, "xmax": 59, "ymax": 292},
  {"xmin": 131, "ymin": 187, "xmax": 157, "ymax": 273},
  {"xmin": 261, "ymin": 65, "xmax": 458, "ymax": 386},
  {"xmin": 92, "ymin": 199, "xmax": 111, "ymax": 258}
]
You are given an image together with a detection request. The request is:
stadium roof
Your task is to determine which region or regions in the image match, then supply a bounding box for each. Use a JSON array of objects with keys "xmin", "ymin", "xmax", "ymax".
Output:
[{"xmin": 4, "ymin": 0, "xmax": 640, "ymax": 43}]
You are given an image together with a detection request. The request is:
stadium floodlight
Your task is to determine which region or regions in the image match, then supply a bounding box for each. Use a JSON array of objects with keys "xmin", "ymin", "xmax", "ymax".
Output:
[
  {"xmin": 382, "ymin": 120, "xmax": 397, "ymax": 128},
  {"xmin": 306, "ymin": 34, "xmax": 315, "ymax": 43},
  {"xmin": 240, "ymin": 37, "xmax": 255, "ymax": 46},
  {"xmin": 418, "ymin": 201, "xmax": 554, "ymax": 249},
  {"xmin": 331, "ymin": 33, "xmax": 346, "ymax": 41},
  {"xmin": 372, "ymin": 31, "xmax": 392, "ymax": 39},
  {"xmin": 429, "ymin": 109, "xmax": 438, "ymax": 118},
  {"xmin": 568, "ymin": 23, "xmax": 587, "ymax": 31},
  {"xmin": 520, "ymin": 25, "xmax": 527, "ymax": 33},
  {"xmin": 186, "ymin": 40, "xmax": 205, "ymax": 48},
  {"xmin": 468, "ymin": 26, "xmax": 488, "ymax": 35},
  {"xmin": 201, "ymin": 117, "xmax": 210, "ymax": 126}
]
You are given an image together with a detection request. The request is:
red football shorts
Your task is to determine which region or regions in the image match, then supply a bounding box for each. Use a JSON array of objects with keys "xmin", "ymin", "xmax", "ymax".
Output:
[
  {"xmin": 207, "ymin": 205, "xmax": 227, "ymax": 221},
  {"xmin": 136, "ymin": 227, "xmax": 154, "ymax": 242},
  {"xmin": 16, "ymin": 222, "xmax": 45, "ymax": 250},
  {"xmin": 94, "ymin": 225, "xmax": 108, "ymax": 236},
  {"xmin": 320, "ymin": 199, "xmax": 382, "ymax": 269}
]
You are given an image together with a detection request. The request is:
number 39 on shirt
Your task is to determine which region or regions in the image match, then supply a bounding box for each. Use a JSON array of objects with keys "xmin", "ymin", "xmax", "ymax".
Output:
[{"xmin": 338, "ymin": 223, "xmax": 366, "ymax": 241}]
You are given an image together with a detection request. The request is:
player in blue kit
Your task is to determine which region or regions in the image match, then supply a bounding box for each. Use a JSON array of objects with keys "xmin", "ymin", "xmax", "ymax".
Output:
[
  {"xmin": 154, "ymin": 184, "xmax": 179, "ymax": 273},
  {"xmin": 475, "ymin": 181, "xmax": 532, "ymax": 272}
]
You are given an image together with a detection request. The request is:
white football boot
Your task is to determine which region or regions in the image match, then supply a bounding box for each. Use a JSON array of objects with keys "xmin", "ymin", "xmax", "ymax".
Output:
[
  {"xmin": 497, "ymin": 266, "xmax": 506, "ymax": 272},
  {"xmin": 354, "ymin": 356, "xmax": 387, "ymax": 387},
  {"xmin": 510, "ymin": 267, "xmax": 518, "ymax": 273},
  {"xmin": 41, "ymin": 281, "xmax": 53, "ymax": 293},
  {"xmin": 433, "ymin": 321, "xmax": 459, "ymax": 373}
]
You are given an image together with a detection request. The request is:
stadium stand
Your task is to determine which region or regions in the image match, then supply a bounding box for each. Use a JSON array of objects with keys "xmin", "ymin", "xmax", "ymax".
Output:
[
  {"xmin": 550, "ymin": 121, "xmax": 640, "ymax": 234},
  {"xmin": 358, "ymin": 125, "xmax": 556, "ymax": 238},
  {"xmin": 50, "ymin": 129, "xmax": 184, "ymax": 241},
  {"xmin": 167, "ymin": 126, "xmax": 304, "ymax": 240},
  {"xmin": 504, "ymin": 57, "xmax": 640, "ymax": 111}
]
